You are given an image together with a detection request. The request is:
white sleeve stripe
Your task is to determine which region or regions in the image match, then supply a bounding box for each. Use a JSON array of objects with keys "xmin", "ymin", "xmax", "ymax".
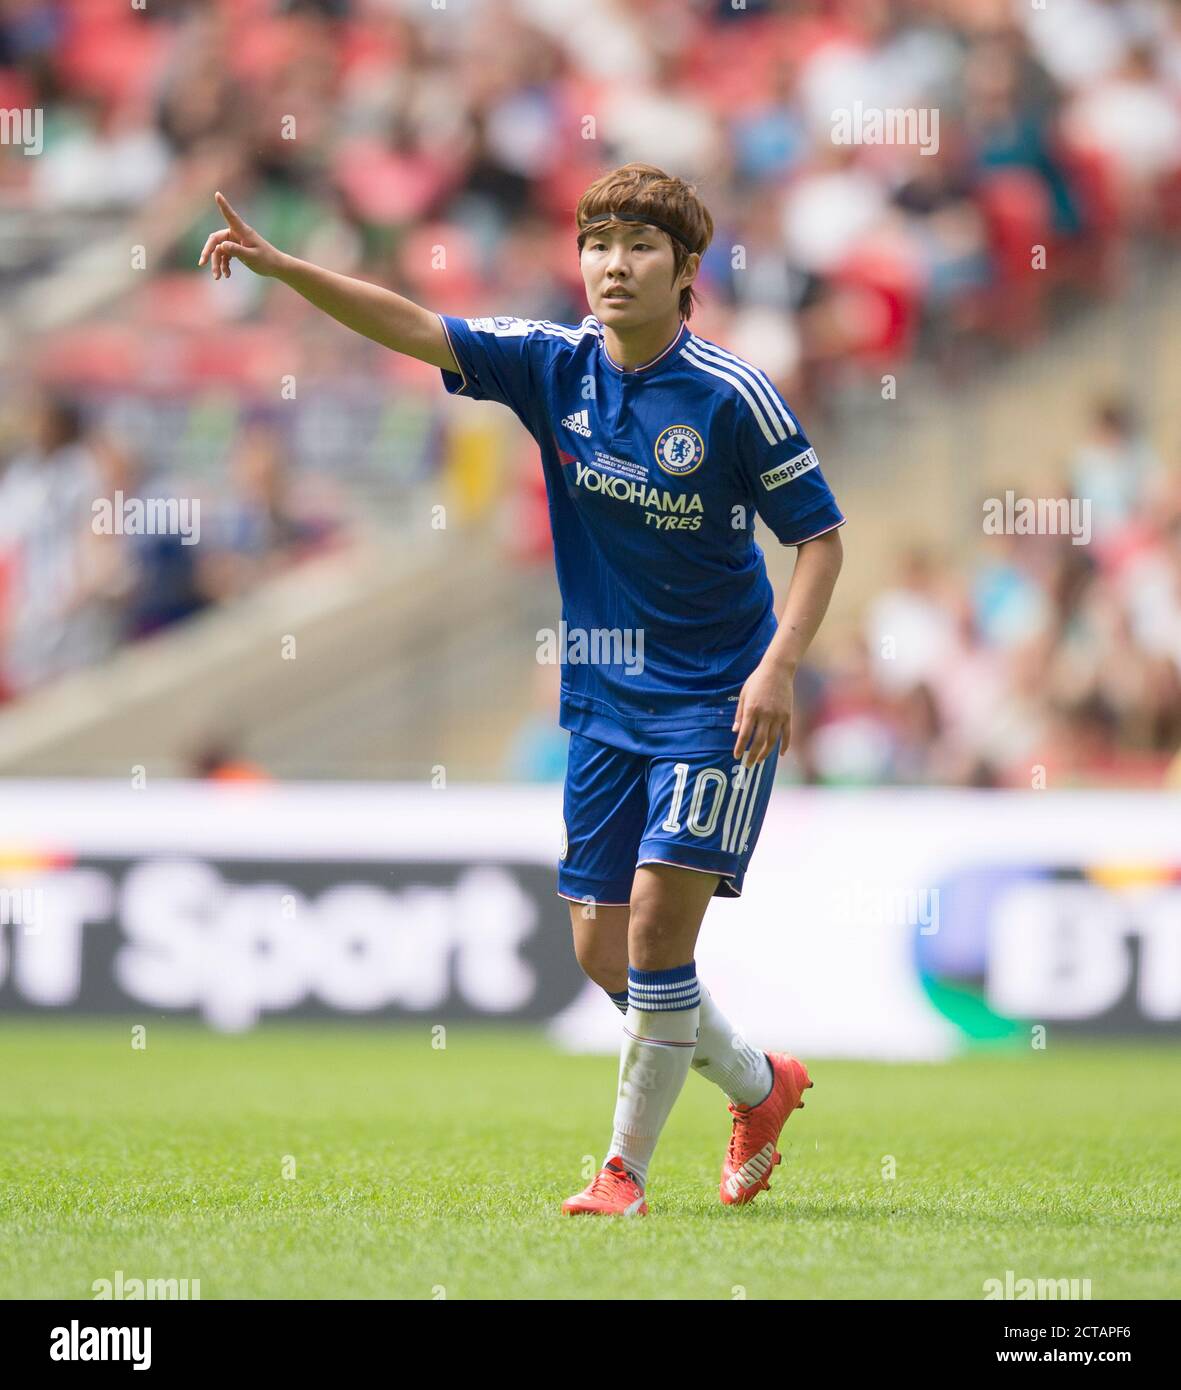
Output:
[
  {"xmin": 537, "ymin": 316, "xmax": 601, "ymax": 342},
  {"xmin": 687, "ymin": 335, "xmax": 799, "ymax": 435},
  {"xmin": 679, "ymin": 346, "xmax": 777, "ymax": 445},
  {"xmin": 472, "ymin": 317, "xmax": 599, "ymax": 347},
  {"xmin": 531, "ymin": 323, "xmax": 584, "ymax": 345},
  {"xmin": 682, "ymin": 339, "xmax": 788, "ymax": 442}
]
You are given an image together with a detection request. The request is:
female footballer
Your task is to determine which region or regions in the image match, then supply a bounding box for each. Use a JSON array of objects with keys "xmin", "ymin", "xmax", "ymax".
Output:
[{"xmin": 200, "ymin": 163, "xmax": 844, "ymax": 1216}]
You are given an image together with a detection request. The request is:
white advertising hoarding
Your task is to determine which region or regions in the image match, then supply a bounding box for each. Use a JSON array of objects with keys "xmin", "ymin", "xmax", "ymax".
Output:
[{"xmin": 0, "ymin": 783, "xmax": 1176, "ymax": 1058}]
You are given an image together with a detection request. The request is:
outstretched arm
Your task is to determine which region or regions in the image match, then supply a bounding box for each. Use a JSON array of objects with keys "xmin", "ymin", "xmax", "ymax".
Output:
[{"xmin": 198, "ymin": 191, "xmax": 458, "ymax": 373}]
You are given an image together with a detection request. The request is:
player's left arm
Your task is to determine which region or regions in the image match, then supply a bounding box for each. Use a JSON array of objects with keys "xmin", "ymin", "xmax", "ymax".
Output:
[
  {"xmin": 731, "ymin": 528, "xmax": 843, "ymax": 764},
  {"xmin": 730, "ymin": 393, "xmax": 845, "ymax": 764}
]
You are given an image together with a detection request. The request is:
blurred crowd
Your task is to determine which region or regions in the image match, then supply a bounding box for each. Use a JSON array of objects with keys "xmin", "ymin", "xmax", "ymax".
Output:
[
  {"xmin": 2, "ymin": 0, "xmax": 1181, "ymax": 784},
  {"xmin": 0, "ymin": 393, "xmax": 342, "ymax": 698},
  {"xmin": 805, "ymin": 397, "xmax": 1181, "ymax": 787},
  {"xmin": 2, "ymin": 0, "xmax": 1181, "ymax": 398},
  {"xmin": 508, "ymin": 398, "xmax": 1181, "ymax": 788}
]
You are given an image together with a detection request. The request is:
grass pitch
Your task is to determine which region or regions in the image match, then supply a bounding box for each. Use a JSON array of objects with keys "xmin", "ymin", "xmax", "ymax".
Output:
[{"xmin": 0, "ymin": 1021, "xmax": 1177, "ymax": 1300}]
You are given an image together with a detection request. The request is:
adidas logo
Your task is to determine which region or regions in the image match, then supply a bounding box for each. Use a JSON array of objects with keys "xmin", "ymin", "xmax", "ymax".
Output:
[
  {"xmin": 561, "ymin": 408, "xmax": 592, "ymax": 437},
  {"xmin": 725, "ymin": 1142, "xmax": 776, "ymax": 1196}
]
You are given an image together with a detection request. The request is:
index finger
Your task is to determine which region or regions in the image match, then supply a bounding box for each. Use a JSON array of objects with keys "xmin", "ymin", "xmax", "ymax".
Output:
[{"xmin": 214, "ymin": 191, "xmax": 249, "ymax": 237}]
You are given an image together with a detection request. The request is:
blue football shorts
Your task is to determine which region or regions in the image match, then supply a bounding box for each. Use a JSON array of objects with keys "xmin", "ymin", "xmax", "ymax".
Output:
[{"xmin": 557, "ymin": 730, "xmax": 780, "ymax": 906}]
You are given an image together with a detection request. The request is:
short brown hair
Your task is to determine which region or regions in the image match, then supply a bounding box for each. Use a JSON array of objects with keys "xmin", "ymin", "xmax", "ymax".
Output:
[{"xmin": 575, "ymin": 163, "xmax": 714, "ymax": 320}]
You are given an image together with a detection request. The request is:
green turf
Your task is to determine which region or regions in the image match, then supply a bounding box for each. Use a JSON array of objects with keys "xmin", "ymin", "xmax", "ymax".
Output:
[{"xmin": 0, "ymin": 1021, "xmax": 1177, "ymax": 1299}]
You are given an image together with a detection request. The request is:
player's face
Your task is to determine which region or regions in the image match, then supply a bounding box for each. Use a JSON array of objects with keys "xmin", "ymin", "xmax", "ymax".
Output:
[{"xmin": 580, "ymin": 223, "xmax": 694, "ymax": 324}]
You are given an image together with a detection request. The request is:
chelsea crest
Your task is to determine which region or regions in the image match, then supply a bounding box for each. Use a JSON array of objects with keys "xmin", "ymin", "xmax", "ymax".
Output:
[{"xmin": 654, "ymin": 425, "xmax": 705, "ymax": 476}]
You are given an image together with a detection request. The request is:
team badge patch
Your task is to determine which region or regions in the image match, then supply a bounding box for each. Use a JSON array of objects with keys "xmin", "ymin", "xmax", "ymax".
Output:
[
  {"xmin": 654, "ymin": 425, "xmax": 705, "ymax": 476},
  {"xmin": 559, "ymin": 818, "xmax": 568, "ymax": 861}
]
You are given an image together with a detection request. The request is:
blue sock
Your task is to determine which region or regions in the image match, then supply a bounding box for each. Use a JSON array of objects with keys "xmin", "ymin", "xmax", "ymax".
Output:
[{"xmin": 605, "ymin": 988, "xmax": 629, "ymax": 1014}]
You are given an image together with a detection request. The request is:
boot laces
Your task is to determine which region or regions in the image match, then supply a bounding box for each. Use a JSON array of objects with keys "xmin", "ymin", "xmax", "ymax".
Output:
[
  {"xmin": 592, "ymin": 1162, "xmax": 636, "ymax": 1197},
  {"xmin": 726, "ymin": 1104, "xmax": 755, "ymax": 1166}
]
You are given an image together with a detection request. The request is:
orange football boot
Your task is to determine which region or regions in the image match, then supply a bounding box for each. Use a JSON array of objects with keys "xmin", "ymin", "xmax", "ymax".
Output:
[
  {"xmin": 562, "ymin": 1156, "xmax": 648, "ymax": 1216},
  {"xmin": 719, "ymin": 1053, "xmax": 812, "ymax": 1206}
]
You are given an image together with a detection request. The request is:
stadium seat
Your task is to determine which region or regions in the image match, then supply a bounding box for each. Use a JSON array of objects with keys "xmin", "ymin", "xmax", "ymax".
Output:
[
  {"xmin": 974, "ymin": 168, "xmax": 1053, "ymax": 343},
  {"xmin": 55, "ymin": 15, "xmax": 169, "ymax": 105},
  {"xmin": 828, "ymin": 244, "xmax": 922, "ymax": 368},
  {"xmin": 1050, "ymin": 137, "xmax": 1122, "ymax": 292}
]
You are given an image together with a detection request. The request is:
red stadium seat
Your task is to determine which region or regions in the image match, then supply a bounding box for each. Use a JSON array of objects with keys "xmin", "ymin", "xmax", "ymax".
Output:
[
  {"xmin": 1049, "ymin": 136, "xmax": 1123, "ymax": 292},
  {"xmin": 55, "ymin": 15, "xmax": 169, "ymax": 105},
  {"xmin": 1054, "ymin": 138, "xmax": 1122, "ymax": 236},
  {"xmin": 974, "ymin": 168, "xmax": 1053, "ymax": 342},
  {"xmin": 828, "ymin": 243, "xmax": 922, "ymax": 368},
  {"xmin": 137, "ymin": 274, "xmax": 216, "ymax": 331},
  {"xmin": 181, "ymin": 325, "xmax": 290, "ymax": 390},
  {"xmin": 1153, "ymin": 161, "xmax": 1181, "ymax": 235},
  {"xmin": 34, "ymin": 324, "xmax": 143, "ymax": 387},
  {"xmin": 0, "ymin": 71, "xmax": 36, "ymax": 113},
  {"xmin": 682, "ymin": 18, "xmax": 779, "ymax": 118},
  {"xmin": 334, "ymin": 140, "xmax": 454, "ymax": 226}
]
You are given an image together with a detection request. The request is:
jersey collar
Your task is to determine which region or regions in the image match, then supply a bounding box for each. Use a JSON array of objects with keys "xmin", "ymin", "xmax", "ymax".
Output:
[{"xmin": 597, "ymin": 319, "xmax": 687, "ymax": 377}]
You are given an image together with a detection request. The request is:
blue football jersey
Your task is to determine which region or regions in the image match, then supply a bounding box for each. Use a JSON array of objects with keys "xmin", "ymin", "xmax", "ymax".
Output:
[{"xmin": 437, "ymin": 313, "xmax": 845, "ymax": 753}]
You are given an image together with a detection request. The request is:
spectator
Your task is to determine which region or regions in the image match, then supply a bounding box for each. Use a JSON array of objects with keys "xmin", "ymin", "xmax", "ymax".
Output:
[
  {"xmin": 1070, "ymin": 396, "xmax": 1161, "ymax": 544},
  {"xmin": 0, "ymin": 395, "xmax": 103, "ymax": 696}
]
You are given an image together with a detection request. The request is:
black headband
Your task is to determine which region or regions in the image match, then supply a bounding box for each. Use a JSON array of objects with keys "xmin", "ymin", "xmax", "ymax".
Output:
[{"xmin": 578, "ymin": 210, "xmax": 697, "ymax": 254}]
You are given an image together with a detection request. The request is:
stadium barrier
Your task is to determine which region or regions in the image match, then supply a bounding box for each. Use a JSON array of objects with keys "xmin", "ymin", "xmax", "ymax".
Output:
[{"xmin": 0, "ymin": 783, "xmax": 1177, "ymax": 1057}]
